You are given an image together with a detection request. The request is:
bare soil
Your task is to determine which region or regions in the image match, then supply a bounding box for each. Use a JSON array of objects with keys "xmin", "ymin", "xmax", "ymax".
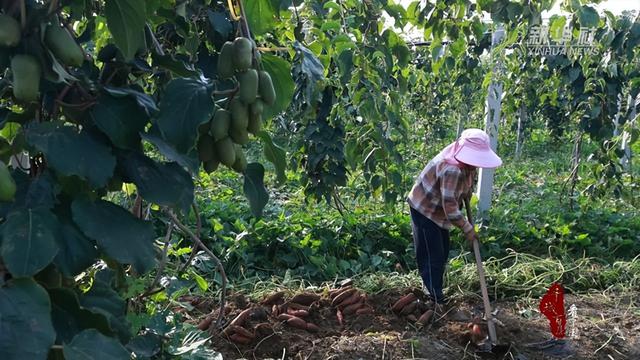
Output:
[{"xmin": 183, "ymin": 288, "xmax": 640, "ymax": 360}]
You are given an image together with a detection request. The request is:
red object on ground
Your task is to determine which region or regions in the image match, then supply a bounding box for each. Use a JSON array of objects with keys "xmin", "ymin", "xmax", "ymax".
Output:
[{"xmin": 539, "ymin": 282, "xmax": 566, "ymax": 339}]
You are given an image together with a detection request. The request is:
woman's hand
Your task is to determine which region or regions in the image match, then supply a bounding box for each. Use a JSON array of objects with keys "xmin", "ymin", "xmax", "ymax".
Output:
[{"xmin": 465, "ymin": 228, "xmax": 478, "ymax": 245}]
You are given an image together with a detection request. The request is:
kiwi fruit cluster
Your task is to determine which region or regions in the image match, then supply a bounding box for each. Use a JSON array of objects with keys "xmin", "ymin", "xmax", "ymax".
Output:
[
  {"xmin": 197, "ymin": 37, "xmax": 276, "ymax": 174},
  {"xmin": 1, "ymin": 14, "xmax": 84, "ymax": 103}
]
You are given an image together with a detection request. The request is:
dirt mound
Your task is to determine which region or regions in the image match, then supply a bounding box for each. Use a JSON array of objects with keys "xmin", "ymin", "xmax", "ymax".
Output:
[{"xmin": 181, "ymin": 288, "xmax": 639, "ymax": 360}]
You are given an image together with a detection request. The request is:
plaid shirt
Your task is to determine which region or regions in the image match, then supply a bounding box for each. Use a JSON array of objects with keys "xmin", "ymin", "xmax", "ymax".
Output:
[{"xmin": 407, "ymin": 159, "xmax": 476, "ymax": 234}]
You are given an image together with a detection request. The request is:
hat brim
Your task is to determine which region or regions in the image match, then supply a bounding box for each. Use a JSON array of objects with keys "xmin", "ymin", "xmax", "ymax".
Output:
[{"xmin": 454, "ymin": 147, "xmax": 502, "ymax": 168}]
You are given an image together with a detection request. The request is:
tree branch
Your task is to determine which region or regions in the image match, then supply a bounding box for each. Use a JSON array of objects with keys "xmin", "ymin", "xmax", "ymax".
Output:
[
  {"xmin": 166, "ymin": 208, "xmax": 228, "ymax": 329},
  {"xmin": 19, "ymin": 0, "xmax": 26, "ymax": 29}
]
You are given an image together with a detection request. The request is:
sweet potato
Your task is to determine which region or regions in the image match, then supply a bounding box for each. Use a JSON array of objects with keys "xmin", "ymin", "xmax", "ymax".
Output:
[
  {"xmin": 306, "ymin": 322, "xmax": 320, "ymax": 332},
  {"xmin": 399, "ymin": 301, "xmax": 417, "ymax": 316},
  {"xmin": 330, "ymin": 286, "xmax": 354, "ymax": 302},
  {"xmin": 229, "ymin": 333, "xmax": 252, "ymax": 344},
  {"xmin": 254, "ymin": 322, "xmax": 272, "ymax": 335},
  {"xmin": 287, "ymin": 302, "xmax": 310, "ymax": 311},
  {"xmin": 332, "ymin": 289, "xmax": 358, "ymax": 307},
  {"xmin": 229, "ymin": 308, "xmax": 253, "ymax": 327},
  {"xmin": 286, "ymin": 316, "xmax": 308, "ymax": 330},
  {"xmin": 416, "ymin": 310, "xmax": 434, "ymax": 326},
  {"xmin": 342, "ymin": 297, "xmax": 365, "ymax": 315},
  {"xmin": 277, "ymin": 313, "xmax": 295, "ymax": 322},
  {"xmin": 392, "ymin": 293, "xmax": 417, "ymax": 313},
  {"xmin": 287, "ymin": 308, "xmax": 309, "ymax": 318},
  {"xmin": 355, "ymin": 306, "xmax": 374, "ymax": 315},
  {"xmin": 197, "ymin": 316, "xmax": 213, "ymax": 331},
  {"xmin": 406, "ymin": 314, "xmax": 418, "ymax": 322},
  {"xmin": 290, "ymin": 292, "xmax": 320, "ymax": 305},
  {"xmin": 229, "ymin": 325, "xmax": 255, "ymax": 339},
  {"xmin": 336, "ymin": 309, "xmax": 344, "ymax": 326},
  {"xmin": 262, "ymin": 291, "xmax": 285, "ymax": 305}
]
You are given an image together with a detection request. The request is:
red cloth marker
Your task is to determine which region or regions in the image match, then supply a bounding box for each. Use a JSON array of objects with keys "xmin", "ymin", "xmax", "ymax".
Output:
[{"xmin": 539, "ymin": 282, "xmax": 566, "ymax": 339}]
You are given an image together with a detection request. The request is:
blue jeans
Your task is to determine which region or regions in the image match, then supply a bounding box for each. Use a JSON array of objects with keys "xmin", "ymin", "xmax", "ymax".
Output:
[{"xmin": 410, "ymin": 207, "xmax": 450, "ymax": 304}]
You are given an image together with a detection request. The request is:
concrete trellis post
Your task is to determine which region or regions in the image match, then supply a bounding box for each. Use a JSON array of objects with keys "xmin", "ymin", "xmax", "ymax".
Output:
[{"xmin": 476, "ymin": 24, "xmax": 505, "ymax": 219}]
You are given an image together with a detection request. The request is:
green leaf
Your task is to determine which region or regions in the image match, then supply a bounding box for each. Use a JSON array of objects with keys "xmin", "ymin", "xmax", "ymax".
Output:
[
  {"xmin": 244, "ymin": 0, "xmax": 276, "ymax": 36},
  {"xmin": 261, "ymin": 54, "xmax": 295, "ymax": 120},
  {"xmin": 257, "ymin": 131, "xmax": 286, "ymax": 184},
  {"xmin": 80, "ymin": 279, "xmax": 126, "ymax": 320},
  {"xmin": 72, "ymin": 198, "xmax": 157, "ymax": 274},
  {"xmin": 0, "ymin": 278, "xmax": 56, "ymax": 359},
  {"xmin": 64, "ymin": 329, "xmax": 130, "ymax": 360},
  {"xmin": 191, "ymin": 271, "xmax": 208, "ymax": 292},
  {"xmin": 207, "ymin": 10, "xmax": 233, "ymax": 39},
  {"xmin": 0, "ymin": 208, "xmax": 60, "ymax": 277},
  {"xmin": 26, "ymin": 123, "xmax": 116, "ymax": 188},
  {"xmin": 49, "ymin": 288, "xmax": 113, "ymax": 344},
  {"xmin": 90, "ymin": 94, "xmax": 149, "ymax": 149},
  {"xmin": 151, "ymin": 54, "xmax": 200, "ymax": 78},
  {"xmin": 103, "ymin": 86, "xmax": 159, "ymax": 116},
  {"xmin": 243, "ymin": 163, "xmax": 269, "ymax": 218},
  {"xmin": 577, "ymin": 5, "xmax": 599, "ymax": 28},
  {"xmin": 140, "ymin": 132, "xmax": 200, "ymax": 174},
  {"xmin": 321, "ymin": 21, "xmax": 341, "ymax": 32},
  {"xmin": 449, "ymin": 37, "xmax": 466, "ymax": 58},
  {"xmin": 549, "ymin": 16, "xmax": 567, "ymax": 41},
  {"xmin": 126, "ymin": 333, "xmax": 162, "ymax": 358},
  {"xmin": 155, "ymin": 78, "xmax": 215, "ymax": 153},
  {"xmin": 104, "ymin": 0, "xmax": 146, "ymax": 60},
  {"xmin": 53, "ymin": 222, "xmax": 98, "ymax": 277},
  {"xmin": 119, "ymin": 151, "xmax": 194, "ymax": 213}
]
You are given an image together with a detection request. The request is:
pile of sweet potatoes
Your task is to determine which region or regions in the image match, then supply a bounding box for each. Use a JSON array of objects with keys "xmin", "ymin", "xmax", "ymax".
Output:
[
  {"xmin": 329, "ymin": 286, "xmax": 374, "ymax": 326},
  {"xmin": 391, "ymin": 293, "xmax": 435, "ymax": 327}
]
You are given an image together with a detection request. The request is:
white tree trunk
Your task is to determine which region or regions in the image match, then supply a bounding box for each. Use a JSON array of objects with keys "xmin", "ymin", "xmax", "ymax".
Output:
[
  {"xmin": 515, "ymin": 103, "xmax": 526, "ymax": 159},
  {"xmin": 476, "ymin": 24, "xmax": 505, "ymax": 219}
]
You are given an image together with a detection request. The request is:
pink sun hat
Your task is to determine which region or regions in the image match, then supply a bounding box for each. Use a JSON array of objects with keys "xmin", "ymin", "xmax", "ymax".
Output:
[{"xmin": 449, "ymin": 129, "xmax": 502, "ymax": 168}]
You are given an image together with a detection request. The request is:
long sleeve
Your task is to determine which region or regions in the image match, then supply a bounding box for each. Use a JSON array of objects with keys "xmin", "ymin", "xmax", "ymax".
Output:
[{"xmin": 439, "ymin": 168, "xmax": 473, "ymax": 234}]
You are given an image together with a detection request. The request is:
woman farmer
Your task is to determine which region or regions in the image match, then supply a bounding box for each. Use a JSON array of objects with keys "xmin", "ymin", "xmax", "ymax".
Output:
[{"xmin": 407, "ymin": 129, "xmax": 502, "ymax": 305}]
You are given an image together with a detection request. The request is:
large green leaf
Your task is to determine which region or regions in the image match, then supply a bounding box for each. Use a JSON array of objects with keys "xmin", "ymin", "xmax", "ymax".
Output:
[
  {"xmin": 26, "ymin": 123, "xmax": 116, "ymax": 188},
  {"xmin": 577, "ymin": 5, "xmax": 599, "ymax": 28},
  {"xmin": 119, "ymin": 152, "xmax": 194, "ymax": 213},
  {"xmin": 103, "ymin": 86, "xmax": 159, "ymax": 116},
  {"xmin": 0, "ymin": 208, "xmax": 60, "ymax": 277},
  {"xmin": 64, "ymin": 329, "xmax": 130, "ymax": 360},
  {"xmin": 72, "ymin": 198, "xmax": 156, "ymax": 273},
  {"xmin": 49, "ymin": 288, "xmax": 113, "ymax": 344},
  {"xmin": 261, "ymin": 54, "xmax": 295, "ymax": 120},
  {"xmin": 0, "ymin": 278, "xmax": 56, "ymax": 360},
  {"xmin": 207, "ymin": 10, "xmax": 233, "ymax": 39},
  {"xmin": 90, "ymin": 94, "xmax": 149, "ymax": 149},
  {"xmin": 140, "ymin": 132, "xmax": 200, "ymax": 173},
  {"xmin": 53, "ymin": 222, "xmax": 98, "ymax": 277},
  {"xmin": 243, "ymin": 163, "xmax": 269, "ymax": 218},
  {"xmin": 79, "ymin": 278, "xmax": 130, "ymax": 342},
  {"xmin": 244, "ymin": 0, "xmax": 276, "ymax": 36},
  {"xmin": 151, "ymin": 53, "xmax": 200, "ymax": 77},
  {"xmin": 257, "ymin": 131, "xmax": 286, "ymax": 184},
  {"xmin": 155, "ymin": 78, "xmax": 215, "ymax": 153},
  {"xmin": 104, "ymin": 0, "xmax": 146, "ymax": 60}
]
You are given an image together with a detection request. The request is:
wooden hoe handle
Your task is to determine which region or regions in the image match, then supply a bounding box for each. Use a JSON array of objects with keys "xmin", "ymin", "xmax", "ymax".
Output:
[{"xmin": 464, "ymin": 199, "xmax": 498, "ymax": 345}]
